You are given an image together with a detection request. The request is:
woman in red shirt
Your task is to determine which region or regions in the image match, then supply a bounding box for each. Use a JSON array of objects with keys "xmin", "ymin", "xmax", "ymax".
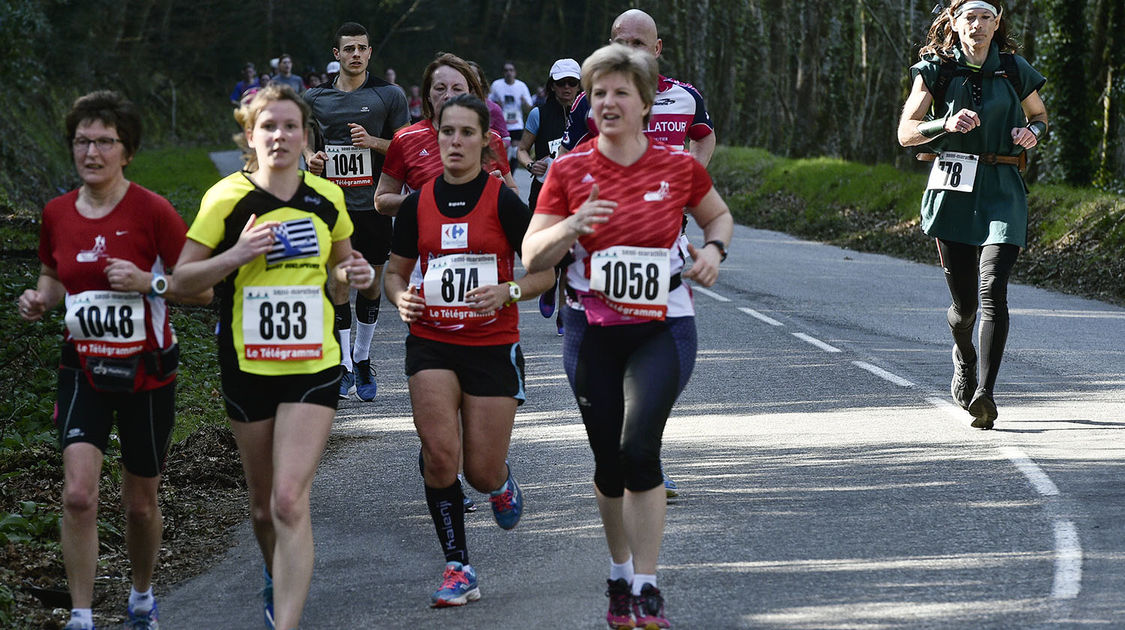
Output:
[{"xmin": 384, "ymin": 94, "xmax": 553, "ymax": 608}]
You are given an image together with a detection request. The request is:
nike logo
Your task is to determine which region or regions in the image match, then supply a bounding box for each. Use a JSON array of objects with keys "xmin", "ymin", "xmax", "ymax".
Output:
[{"xmin": 115, "ymin": 230, "xmax": 128, "ymax": 236}]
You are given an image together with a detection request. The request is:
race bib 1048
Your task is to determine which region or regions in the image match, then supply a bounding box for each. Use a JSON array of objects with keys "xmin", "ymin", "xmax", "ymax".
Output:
[
  {"xmin": 589, "ymin": 246, "xmax": 670, "ymax": 320},
  {"xmin": 324, "ymin": 145, "xmax": 373, "ymax": 188},
  {"xmin": 422, "ymin": 253, "xmax": 499, "ymax": 323},
  {"xmin": 241, "ymin": 285, "xmax": 324, "ymax": 360},
  {"xmin": 926, "ymin": 151, "xmax": 979, "ymax": 193},
  {"xmin": 65, "ymin": 291, "xmax": 147, "ymax": 357}
]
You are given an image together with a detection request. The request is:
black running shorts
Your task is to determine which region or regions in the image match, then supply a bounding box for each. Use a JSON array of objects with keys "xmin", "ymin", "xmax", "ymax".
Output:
[{"xmin": 404, "ymin": 335, "xmax": 525, "ymax": 404}]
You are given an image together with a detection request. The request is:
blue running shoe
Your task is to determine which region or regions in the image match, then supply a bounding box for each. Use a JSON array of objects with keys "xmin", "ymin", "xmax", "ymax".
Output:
[
  {"xmin": 338, "ymin": 366, "xmax": 355, "ymax": 399},
  {"xmin": 354, "ymin": 359, "xmax": 377, "ymax": 401},
  {"xmin": 538, "ymin": 288, "xmax": 556, "ymax": 318},
  {"xmin": 125, "ymin": 599, "xmax": 159, "ymax": 629},
  {"xmin": 261, "ymin": 566, "xmax": 275, "ymax": 629},
  {"xmin": 488, "ymin": 462, "xmax": 523, "ymax": 530},
  {"xmin": 458, "ymin": 474, "xmax": 478, "ymax": 512},
  {"xmin": 662, "ymin": 468, "xmax": 678, "ymax": 498},
  {"xmin": 430, "ymin": 562, "xmax": 480, "ymax": 607}
]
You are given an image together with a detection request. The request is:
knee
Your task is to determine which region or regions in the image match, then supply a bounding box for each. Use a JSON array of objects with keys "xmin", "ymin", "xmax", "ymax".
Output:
[
  {"xmin": 977, "ymin": 275, "xmax": 1009, "ymax": 314},
  {"xmin": 420, "ymin": 442, "xmax": 460, "ymax": 485},
  {"xmin": 62, "ymin": 483, "xmax": 98, "ymax": 518},
  {"xmin": 270, "ymin": 482, "xmax": 309, "ymax": 528},
  {"xmin": 620, "ymin": 443, "xmax": 662, "ymax": 492},
  {"xmin": 592, "ymin": 452, "xmax": 625, "ymax": 498},
  {"xmin": 463, "ymin": 461, "xmax": 505, "ymax": 494},
  {"xmin": 124, "ymin": 496, "xmax": 159, "ymax": 525},
  {"xmin": 247, "ymin": 491, "xmax": 273, "ymax": 530}
]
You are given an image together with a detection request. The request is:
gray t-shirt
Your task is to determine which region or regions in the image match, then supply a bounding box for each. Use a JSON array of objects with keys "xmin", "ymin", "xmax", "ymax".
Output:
[
  {"xmin": 272, "ymin": 74, "xmax": 305, "ymax": 94},
  {"xmin": 304, "ymin": 73, "xmax": 409, "ymax": 212}
]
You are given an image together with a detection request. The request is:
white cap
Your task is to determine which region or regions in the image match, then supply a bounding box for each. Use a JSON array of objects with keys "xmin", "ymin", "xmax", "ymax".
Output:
[
  {"xmin": 549, "ymin": 58, "xmax": 581, "ymax": 81},
  {"xmin": 326, "ymin": 61, "xmax": 341, "ymax": 74}
]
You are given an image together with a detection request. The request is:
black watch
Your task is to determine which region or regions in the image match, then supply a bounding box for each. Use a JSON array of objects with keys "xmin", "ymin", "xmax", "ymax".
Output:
[{"xmin": 704, "ymin": 240, "xmax": 728, "ymax": 262}]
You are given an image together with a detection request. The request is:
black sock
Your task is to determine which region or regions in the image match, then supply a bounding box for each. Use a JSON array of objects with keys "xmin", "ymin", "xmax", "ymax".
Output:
[
  {"xmin": 425, "ymin": 480, "xmax": 468, "ymax": 565},
  {"xmin": 334, "ymin": 301, "xmax": 352, "ymax": 331},
  {"xmin": 356, "ymin": 293, "xmax": 381, "ymax": 325}
]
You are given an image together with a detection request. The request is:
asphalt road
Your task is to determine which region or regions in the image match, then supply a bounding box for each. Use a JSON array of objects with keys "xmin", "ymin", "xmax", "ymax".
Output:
[{"xmin": 165, "ymin": 153, "xmax": 1125, "ymax": 628}]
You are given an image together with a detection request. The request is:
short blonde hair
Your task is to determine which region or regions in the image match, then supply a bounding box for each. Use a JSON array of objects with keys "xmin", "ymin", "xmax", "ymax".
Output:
[
  {"xmin": 580, "ymin": 44, "xmax": 659, "ymax": 125},
  {"xmin": 232, "ymin": 83, "xmax": 311, "ymax": 170}
]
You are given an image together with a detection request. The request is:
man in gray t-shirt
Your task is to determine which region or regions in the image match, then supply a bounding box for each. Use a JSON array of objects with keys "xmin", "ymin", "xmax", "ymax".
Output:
[
  {"xmin": 303, "ymin": 21, "xmax": 409, "ymax": 401},
  {"xmin": 272, "ymin": 53, "xmax": 305, "ymax": 93}
]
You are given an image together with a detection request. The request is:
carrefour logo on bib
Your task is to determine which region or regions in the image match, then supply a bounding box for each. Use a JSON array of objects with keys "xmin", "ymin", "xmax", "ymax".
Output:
[{"xmin": 441, "ymin": 223, "xmax": 468, "ymax": 249}]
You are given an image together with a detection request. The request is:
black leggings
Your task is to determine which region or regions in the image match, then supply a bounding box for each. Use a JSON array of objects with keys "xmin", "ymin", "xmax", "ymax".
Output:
[
  {"xmin": 562, "ymin": 307, "xmax": 697, "ymax": 497},
  {"xmin": 936, "ymin": 239, "xmax": 1020, "ymax": 394}
]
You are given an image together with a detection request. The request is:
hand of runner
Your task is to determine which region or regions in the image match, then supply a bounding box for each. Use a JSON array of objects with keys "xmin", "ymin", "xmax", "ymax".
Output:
[
  {"xmin": 683, "ymin": 242, "xmax": 720, "ymax": 287},
  {"xmin": 567, "ymin": 184, "xmax": 615, "ymax": 236},
  {"xmin": 395, "ymin": 285, "xmax": 424, "ymax": 323},
  {"xmin": 17, "ymin": 289, "xmax": 47, "ymax": 321},
  {"xmin": 349, "ymin": 123, "xmax": 374, "ymax": 149},
  {"xmin": 337, "ymin": 251, "xmax": 374, "ymax": 290},
  {"xmin": 103, "ymin": 257, "xmax": 146, "ymax": 293},
  {"xmin": 307, "ymin": 151, "xmax": 327, "ymax": 176},
  {"xmin": 945, "ymin": 108, "xmax": 980, "ymax": 134},
  {"xmin": 1011, "ymin": 126, "xmax": 1039, "ymax": 149},
  {"xmin": 529, "ymin": 159, "xmax": 548, "ymax": 177},
  {"xmin": 466, "ymin": 284, "xmax": 506, "ymax": 316},
  {"xmin": 231, "ymin": 214, "xmax": 279, "ymax": 265}
]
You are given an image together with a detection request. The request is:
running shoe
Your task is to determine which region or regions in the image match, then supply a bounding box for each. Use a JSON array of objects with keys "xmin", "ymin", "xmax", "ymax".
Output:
[
  {"xmin": 338, "ymin": 366, "xmax": 355, "ymax": 399},
  {"xmin": 488, "ymin": 462, "xmax": 523, "ymax": 530},
  {"xmin": 125, "ymin": 599, "xmax": 159, "ymax": 629},
  {"xmin": 62, "ymin": 621, "xmax": 95, "ymax": 630},
  {"xmin": 605, "ymin": 578, "xmax": 634, "ymax": 629},
  {"xmin": 354, "ymin": 359, "xmax": 378, "ymax": 401},
  {"xmin": 662, "ymin": 468, "xmax": 678, "ymax": 498},
  {"xmin": 556, "ymin": 315, "xmax": 564, "ymax": 337},
  {"xmin": 430, "ymin": 561, "xmax": 480, "ymax": 607},
  {"xmin": 950, "ymin": 346, "xmax": 977, "ymax": 410},
  {"xmin": 539, "ymin": 281, "xmax": 557, "ymax": 318},
  {"xmin": 632, "ymin": 584, "xmax": 671, "ymax": 629},
  {"xmin": 968, "ymin": 389, "xmax": 997, "ymax": 430},
  {"xmin": 458, "ymin": 474, "xmax": 477, "ymax": 512},
  {"xmin": 261, "ymin": 565, "xmax": 275, "ymax": 629}
]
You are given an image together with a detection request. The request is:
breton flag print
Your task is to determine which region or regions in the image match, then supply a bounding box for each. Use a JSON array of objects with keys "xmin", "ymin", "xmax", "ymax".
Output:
[{"xmin": 266, "ymin": 218, "xmax": 320, "ymax": 265}]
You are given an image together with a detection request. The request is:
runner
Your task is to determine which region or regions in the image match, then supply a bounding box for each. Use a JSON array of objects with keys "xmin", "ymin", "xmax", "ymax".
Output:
[
  {"xmin": 522, "ymin": 44, "xmax": 733, "ymax": 630},
  {"xmin": 375, "ymin": 52, "xmax": 517, "ymax": 217},
  {"xmin": 516, "ymin": 58, "xmax": 582, "ymax": 335},
  {"xmin": 383, "ymin": 94, "xmax": 554, "ymax": 607},
  {"xmin": 173, "ymin": 84, "xmax": 375, "ymax": 630},
  {"xmin": 898, "ymin": 0, "xmax": 1047, "ymax": 429},
  {"xmin": 18, "ymin": 90, "xmax": 211, "ymax": 630},
  {"xmin": 303, "ymin": 21, "xmax": 409, "ymax": 401}
]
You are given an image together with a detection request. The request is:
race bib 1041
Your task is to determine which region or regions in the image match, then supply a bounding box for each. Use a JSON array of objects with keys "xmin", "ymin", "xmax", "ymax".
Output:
[
  {"xmin": 926, "ymin": 151, "xmax": 979, "ymax": 193},
  {"xmin": 324, "ymin": 145, "xmax": 373, "ymax": 188},
  {"xmin": 65, "ymin": 291, "xmax": 147, "ymax": 357},
  {"xmin": 241, "ymin": 285, "xmax": 324, "ymax": 361},
  {"xmin": 422, "ymin": 254, "xmax": 499, "ymax": 323},
  {"xmin": 589, "ymin": 246, "xmax": 670, "ymax": 320}
]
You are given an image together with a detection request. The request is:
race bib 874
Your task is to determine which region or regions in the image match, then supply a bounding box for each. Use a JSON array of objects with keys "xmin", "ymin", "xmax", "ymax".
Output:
[{"xmin": 422, "ymin": 254, "xmax": 499, "ymax": 324}]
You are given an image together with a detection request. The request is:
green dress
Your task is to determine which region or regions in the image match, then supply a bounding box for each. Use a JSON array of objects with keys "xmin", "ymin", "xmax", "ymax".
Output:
[{"xmin": 910, "ymin": 43, "xmax": 1046, "ymax": 248}]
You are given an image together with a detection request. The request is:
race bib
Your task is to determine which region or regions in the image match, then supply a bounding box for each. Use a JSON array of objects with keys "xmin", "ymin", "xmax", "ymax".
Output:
[
  {"xmin": 65, "ymin": 291, "xmax": 147, "ymax": 357},
  {"xmin": 422, "ymin": 254, "xmax": 499, "ymax": 323},
  {"xmin": 589, "ymin": 246, "xmax": 670, "ymax": 320},
  {"xmin": 241, "ymin": 285, "xmax": 324, "ymax": 361},
  {"xmin": 926, "ymin": 152, "xmax": 979, "ymax": 193},
  {"xmin": 547, "ymin": 138, "xmax": 563, "ymax": 157},
  {"xmin": 323, "ymin": 145, "xmax": 373, "ymax": 188}
]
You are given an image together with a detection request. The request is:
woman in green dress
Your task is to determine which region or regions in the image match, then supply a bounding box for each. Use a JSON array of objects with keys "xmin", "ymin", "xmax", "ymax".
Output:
[{"xmin": 897, "ymin": 0, "xmax": 1047, "ymax": 429}]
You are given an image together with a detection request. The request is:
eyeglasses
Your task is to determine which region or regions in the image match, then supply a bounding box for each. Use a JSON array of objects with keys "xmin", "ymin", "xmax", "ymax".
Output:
[
  {"xmin": 556, "ymin": 78, "xmax": 580, "ymax": 88},
  {"xmin": 339, "ymin": 44, "xmax": 369, "ymax": 55},
  {"xmin": 73, "ymin": 137, "xmax": 123, "ymax": 152}
]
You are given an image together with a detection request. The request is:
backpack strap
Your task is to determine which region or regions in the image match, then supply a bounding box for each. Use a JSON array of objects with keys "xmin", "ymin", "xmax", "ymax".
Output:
[
  {"xmin": 930, "ymin": 59, "xmax": 958, "ymax": 114},
  {"xmin": 995, "ymin": 52, "xmax": 1022, "ymax": 98}
]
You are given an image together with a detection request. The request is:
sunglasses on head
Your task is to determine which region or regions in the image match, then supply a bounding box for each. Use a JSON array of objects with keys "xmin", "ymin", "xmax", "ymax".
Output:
[{"xmin": 556, "ymin": 78, "xmax": 579, "ymax": 87}]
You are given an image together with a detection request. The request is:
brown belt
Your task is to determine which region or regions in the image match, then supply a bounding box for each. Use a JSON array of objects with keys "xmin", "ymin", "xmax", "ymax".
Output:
[{"xmin": 916, "ymin": 152, "xmax": 1026, "ymax": 171}]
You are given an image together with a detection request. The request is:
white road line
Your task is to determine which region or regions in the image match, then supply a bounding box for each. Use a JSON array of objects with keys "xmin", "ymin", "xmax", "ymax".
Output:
[
  {"xmin": 1051, "ymin": 519, "xmax": 1083, "ymax": 599},
  {"xmin": 926, "ymin": 396, "xmax": 970, "ymax": 423},
  {"xmin": 792, "ymin": 332, "xmax": 841, "ymax": 353},
  {"xmin": 738, "ymin": 307, "xmax": 783, "ymax": 327},
  {"xmin": 999, "ymin": 446, "xmax": 1061, "ymax": 496},
  {"xmin": 693, "ymin": 286, "xmax": 730, "ymax": 302},
  {"xmin": 851, "ymin": 361, "xmax": 915, "ymax": 387}
]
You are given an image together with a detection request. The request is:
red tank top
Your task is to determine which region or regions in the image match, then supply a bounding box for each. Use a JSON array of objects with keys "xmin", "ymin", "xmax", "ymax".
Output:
[{"xmin": 412, "ymin": 176, "xmax": 519, "ymax": 346}]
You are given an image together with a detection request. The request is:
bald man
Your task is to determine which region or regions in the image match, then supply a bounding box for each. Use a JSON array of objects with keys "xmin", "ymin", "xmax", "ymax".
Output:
[{"xmin": 559, "ymin": 8, "xmax": 716, "ymax": 166}]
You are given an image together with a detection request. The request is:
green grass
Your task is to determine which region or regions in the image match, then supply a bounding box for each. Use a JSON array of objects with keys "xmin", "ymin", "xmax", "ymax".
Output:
[
  {"xmin": 128, "ymin": 144, "xmax": 229, "ymax": 224},
  {"xmin": 710, "ymin": 145, "xmax": 1125, "ymax": 304}
]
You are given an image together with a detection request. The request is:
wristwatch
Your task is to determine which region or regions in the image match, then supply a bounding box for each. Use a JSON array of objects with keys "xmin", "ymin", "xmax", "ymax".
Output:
[
  {"xmin": 704, "ymin": 240, "xmax": 728, "ymax": 262},
  {"xmin": 505, "ymin": 281, "xmax": 521, "ymax": 306},
  {"xmin": 149, "ymin": 273, "xmax": 168, "ymax": 297}
]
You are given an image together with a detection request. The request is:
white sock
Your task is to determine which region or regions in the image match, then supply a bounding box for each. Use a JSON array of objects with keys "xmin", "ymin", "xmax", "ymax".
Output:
[
  {"xmin": 610, "ymin": 556, "xmax": 634, "ymax": 582},
  {"xmin": 632, "ymin": 573, "xmax": 657, "ymax": 596},
  {"xmin": 69, "ymin": 609, "xmax": 94, "ymax": 628},
  {"xmin": 339, "ymin": 329, "xmax": 353, "ymax": 371},
  {"xmin": 129, "ymin": 586, "xmax": 154, "ymax": 613},
  {"xmin": 353, "ymin": 321, "xmax": 376, "ymax": 362}
]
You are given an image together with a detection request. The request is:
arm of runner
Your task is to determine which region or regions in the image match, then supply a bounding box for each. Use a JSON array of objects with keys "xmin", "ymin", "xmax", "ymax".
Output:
[
  {"xmin": 689, "ymin": 132, "xmax": 716, "ymax": 167},
  {"xmin": 521, "ymin": 184, "xmax": 615, "ymax": 273},
  {"xmin": 305, "ymin": 149, "xmax": 327, "ymax": 176},
  {"xmin": 18, "ymin": 264, "xmax": 65, "ymax": 321},
  {"xmin": 898, "ymin": 75, "xmax": 979, "ymax": 146},
  {"xmin": 173, "ymin": 214, "xmax": 280, "ymax": 295},
  {"xmin": 349, "ymin": 122, "xmax": 392, "ymax": 154},
  {"xmin": 465, "ymin": 268, "xmax": 555, "ymax": 316},
  {"xmin": 329, "ymin": 243, "xmax": 374, "ymax": 290},
  {"xmin": 683, "ymin": 187, "xmax": 734, "ymax": 288},
  {"xmin": 516, "ymin": 130, "xmax": 547, "ymax": 176},
  {"xmin": 374, "ymin": 172, "xmax": 407, "ymax": 216},
  {"xmin": 1012, "ymin": 91, "xmax": 1048, "ymax": 149},
  {"xmin": 103, "ymin": 257, "xmax": 213, "ymax": 305},
  {"xmin": 500, "ymin": 170, "xmax": 520, "ymax": 192},
  {"xmin": 384, "ymin": 253, "xmax": 423, "ymax": 323}
]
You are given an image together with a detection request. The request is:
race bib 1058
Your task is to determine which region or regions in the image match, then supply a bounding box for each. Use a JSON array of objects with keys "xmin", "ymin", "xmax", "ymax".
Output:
[{"xmin": 589, "ymin": 246, "xmax": 670, "ymax": 320}]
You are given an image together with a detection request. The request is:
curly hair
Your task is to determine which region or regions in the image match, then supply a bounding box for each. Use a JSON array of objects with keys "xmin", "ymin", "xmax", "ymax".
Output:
[
  {"xmin": 65, "ymin": 90, "xmax": 142, "ymax": 159},
  {"xmin": 919, "ymin": 0, "xmax": 1018, "ymax": 61}
]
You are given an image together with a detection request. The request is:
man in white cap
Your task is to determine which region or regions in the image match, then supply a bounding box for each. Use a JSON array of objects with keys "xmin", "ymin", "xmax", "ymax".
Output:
[{"xmin": 559, "ymin": 8, "xmax": 716, "ymax": 167}]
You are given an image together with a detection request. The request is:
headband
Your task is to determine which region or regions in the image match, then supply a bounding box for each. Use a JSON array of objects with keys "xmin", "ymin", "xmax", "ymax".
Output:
[{"xmin": 955, "ymin": 1, "xmax": 998, "ymax": 17}]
